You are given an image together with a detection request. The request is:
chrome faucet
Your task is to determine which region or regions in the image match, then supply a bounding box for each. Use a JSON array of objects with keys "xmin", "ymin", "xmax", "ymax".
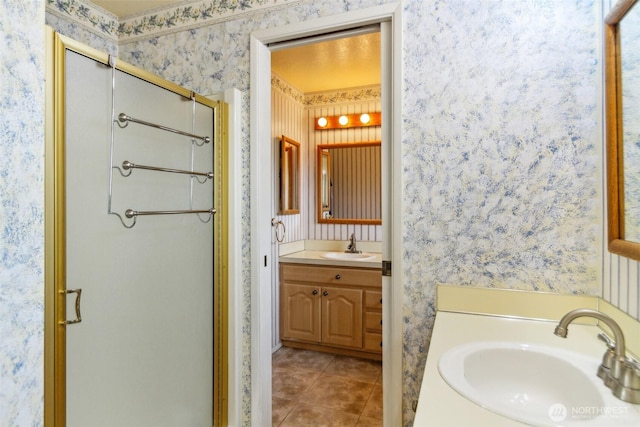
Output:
[
  {"xmin": 554, "ymin": 308, "xmax": 640, "ymax": 403},
  {"xmin": 345, "ymin": 233, "xmax": 361, "ymax": 254}
]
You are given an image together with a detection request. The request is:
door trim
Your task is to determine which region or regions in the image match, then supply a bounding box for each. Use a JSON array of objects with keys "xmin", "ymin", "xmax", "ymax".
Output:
[
  {"xmin": 250, "ymin": 3, "xmax": 403, "ymax": 425},
  {"xmin": 211, "ymin": 88, "xmax": 244, "ymax": 427}
]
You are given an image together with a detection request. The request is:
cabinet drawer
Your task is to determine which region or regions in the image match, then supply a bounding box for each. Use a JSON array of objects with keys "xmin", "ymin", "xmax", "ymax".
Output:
[
  {"xmin": 365, "ymin": 312, "xmax": 382, "ymax": 333},
  {"xmin": 281, "ymin": 264, "xmax": 381, "ymax": 287},
  {"xmin": 365, "ymin": 290, "xmax": 383, "ymax": 310},
  {"xmin": 364, "ymin": 332, "xmax": 382, "ymax": 352}
]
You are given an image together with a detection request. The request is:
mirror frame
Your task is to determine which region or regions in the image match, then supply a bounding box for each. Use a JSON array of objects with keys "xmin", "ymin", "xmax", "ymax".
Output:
[
  {"xmin": 319, "ymin": 150, "xmax": 331, "ymax": 214},
  {"xmin": 317, "ymin": 141, "xmax": 382, "ymax": 225},
  {"xmin": 279, "ymin": 135, "xmax": 301, "ymax": 215},
  {"xmin": 606, "ymin": 0, "xmax": 640, "ymax": 260}
]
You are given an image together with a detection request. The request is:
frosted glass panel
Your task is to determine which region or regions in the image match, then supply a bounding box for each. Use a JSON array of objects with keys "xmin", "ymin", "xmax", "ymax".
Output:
[{"xmin": 65, "ymin": 50, "xmax": 214, "ymax": 426}]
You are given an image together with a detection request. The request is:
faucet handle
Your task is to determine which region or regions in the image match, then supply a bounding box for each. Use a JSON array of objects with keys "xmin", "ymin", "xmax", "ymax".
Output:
[
  {"xmin": 598, "ymin": 333, "xmax": 616, "ymax": 349},
  {"xmin": 596, "ymin": 333, "xmax": 617, "ymax": 381}
]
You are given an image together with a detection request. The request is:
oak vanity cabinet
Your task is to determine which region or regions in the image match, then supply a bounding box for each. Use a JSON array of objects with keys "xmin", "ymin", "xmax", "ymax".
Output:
[{"xmin": 280, "ymin": 263, "xmax": 382, "ymax": 359}]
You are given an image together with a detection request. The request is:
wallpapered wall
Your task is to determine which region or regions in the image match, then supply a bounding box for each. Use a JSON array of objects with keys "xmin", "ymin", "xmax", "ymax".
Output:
[
  {"xmin": 24, "ymin": 0, "xmax": 606, "ymax": 425},
  {"xmin": 402, "ymin": 1, "xmax": 600, "ymax": 418},
  {"xmin": 1, "ymin": 1, "xmax": 45, "ymax": 425},
  {"xmin": 272, "ymin": 73, "xmax": 306, "ymax": 245}
]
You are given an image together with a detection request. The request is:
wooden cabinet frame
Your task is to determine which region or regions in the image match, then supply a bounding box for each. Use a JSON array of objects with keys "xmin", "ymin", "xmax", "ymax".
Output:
[{"xmin": 279, "ymin": 263, "xmax": 381, "ymax": 360}]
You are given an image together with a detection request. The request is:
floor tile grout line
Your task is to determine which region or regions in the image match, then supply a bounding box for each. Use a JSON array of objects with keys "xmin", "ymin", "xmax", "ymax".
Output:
[
  {"xmin": 275, "ymin": 399, "xmax": 297, "ymax": 427},
  {"xmin": 296, "ymin": 374, "xmax": 376, "ymax": 416},
  {"xmin": 360, "ymin": 382, "xmax": 383, "ymax": 419}
]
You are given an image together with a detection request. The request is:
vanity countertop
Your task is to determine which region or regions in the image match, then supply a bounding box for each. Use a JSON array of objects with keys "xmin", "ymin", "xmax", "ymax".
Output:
[
  {"xmin": 278, "ymin": 250, "xmax": 382, "ymax": 269},
  {"xmin": 414, "ymin": 311, "xmax": 640, "ymax": 426}
]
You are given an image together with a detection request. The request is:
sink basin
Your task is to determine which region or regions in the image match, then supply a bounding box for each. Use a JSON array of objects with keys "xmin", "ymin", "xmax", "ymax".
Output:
[
  {"xmin": 438, "ymin": 341, "xmax": 640, "ymax": 426},
  {"xmin": 320, "ymin": 252, "xmax": 376, "ymax": 261}
]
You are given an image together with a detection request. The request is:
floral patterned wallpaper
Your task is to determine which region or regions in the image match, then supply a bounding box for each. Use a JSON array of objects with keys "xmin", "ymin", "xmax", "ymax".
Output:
[
  {"xmin": 46, "ymin": 0, "xmax": 304, "ymax": 42},
  {"xmin": 46, "ymin": 0, "xmax": 118, "ymax": 38},
  {"xmin": 1, "ymin": 1, "xmax": 45, "ymax": 426}
]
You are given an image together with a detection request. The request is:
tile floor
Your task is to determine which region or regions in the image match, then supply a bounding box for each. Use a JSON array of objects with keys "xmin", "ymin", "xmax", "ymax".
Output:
[{"xmin": 272, "ymin": 346, "xmax": 383, "ymax": 427}]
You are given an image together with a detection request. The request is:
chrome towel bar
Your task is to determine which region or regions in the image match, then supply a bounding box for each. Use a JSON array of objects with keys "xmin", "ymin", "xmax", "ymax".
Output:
[
  {"xmin": 125, "ymin": 208, "xmax": 216, "ymax": 218},
  {"xmin": 118, "ymin": 112, "xmax": 210, "ymax": 144},
  {"xmin": 121, "ymin": 160, "xmax": 213, "ymax": 179}
]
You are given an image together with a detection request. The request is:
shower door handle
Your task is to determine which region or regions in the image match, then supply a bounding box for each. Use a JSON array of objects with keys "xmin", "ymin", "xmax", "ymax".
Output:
[{"xmin": 60, "ymin": 288, "xmax": 83, "ymax": 325}]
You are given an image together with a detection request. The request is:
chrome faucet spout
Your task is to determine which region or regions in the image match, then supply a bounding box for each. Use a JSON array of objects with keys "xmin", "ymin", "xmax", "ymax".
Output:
[
  {"xmin": 554, "ymin": 308, "xmax": 640, "ymax": 404},
  {"xmin": 554, "ymin": 308, "xmax": 625, "ymax": 358},
  {"xmin": 345, "ymin": 233, "xmax": 361, "ymax": 254}
]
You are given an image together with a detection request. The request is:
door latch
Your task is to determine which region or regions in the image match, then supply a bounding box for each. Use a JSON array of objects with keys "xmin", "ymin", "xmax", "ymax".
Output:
[{"xmin": 382, "ymin": 260, "xmax": 392, "ymax": 277}]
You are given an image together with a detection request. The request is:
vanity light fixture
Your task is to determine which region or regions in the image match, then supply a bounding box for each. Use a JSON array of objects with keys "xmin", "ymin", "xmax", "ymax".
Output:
[{"xmin": 314, "ymin": 112, "xmax": 381, "ymax": 130}]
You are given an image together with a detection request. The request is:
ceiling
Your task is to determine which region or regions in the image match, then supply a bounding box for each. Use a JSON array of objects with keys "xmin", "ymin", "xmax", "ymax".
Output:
[
  {"xmin": 272, "ymin": 32, "xmax": 380, "ymax": 93},
  {"xmin": 92, "ymin": 0, "xmax": 179, "ymax": 17},
  {"xmin": 90, "ymin": 1, "xmax": 380, "ymax": 93}
]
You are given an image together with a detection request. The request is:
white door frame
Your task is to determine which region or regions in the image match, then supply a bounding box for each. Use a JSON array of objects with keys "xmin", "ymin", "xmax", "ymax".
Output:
[{"xmin": 250, "ymin": 4, "xmax": 403, "ymax": 426}]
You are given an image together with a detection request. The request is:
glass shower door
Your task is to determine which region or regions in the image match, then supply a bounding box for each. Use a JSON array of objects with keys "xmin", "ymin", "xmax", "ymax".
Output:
[{"xmin": 63, "ymin": 48, "xmax": 214, "ymax": 427}]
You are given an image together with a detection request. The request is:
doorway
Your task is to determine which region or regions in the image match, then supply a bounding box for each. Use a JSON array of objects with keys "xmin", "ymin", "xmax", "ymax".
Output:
[
  {"xmin": 270, "ymin": 28, "xmax": 383, "ymax": 425},
  {"xmin": 250, "ymin": 4, "xmax": 403, "ymax": 426}
]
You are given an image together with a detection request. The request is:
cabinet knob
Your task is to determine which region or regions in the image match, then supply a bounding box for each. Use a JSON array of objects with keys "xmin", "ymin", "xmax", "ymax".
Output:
[
  {"xmin": 323, "ymin": 290, "xmax": 329, "ymax": 296},
  {"xmin": 312, "ymin": 289, "xmax": 319, "ymax": 295},
  {"xmin": 380, "ymin": 319, "xmax": 383, "ymax": 325},
  {"xmin": 380, "ymin": 298, "xmax": 383, "ymax": 304},
  {"xmin": 335, "ymin": 274, "xmax": 341, "ymax": 280}
]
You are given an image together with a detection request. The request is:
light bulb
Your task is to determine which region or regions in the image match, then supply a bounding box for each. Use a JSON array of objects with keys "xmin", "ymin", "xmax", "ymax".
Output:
[
  {"xmin": 338, "ymin": 115, "xmax": 349, "ymax": 126},
  {"xmin": 360, "ymin": 113, "xmax": 371, "ymax": 124},
  {"xmin": 317, "ymin": 117, "xmax": 328, "ymax": 127}
]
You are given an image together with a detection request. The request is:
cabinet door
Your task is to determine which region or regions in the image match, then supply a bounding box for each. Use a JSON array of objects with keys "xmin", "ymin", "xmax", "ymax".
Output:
[
  {"xmin": 321, "ymin": 287, "xmax": 363, "ymax": 348},
  {"xmin": 281, "ymin": 283, "xmax": 321, "ymax": 342}
]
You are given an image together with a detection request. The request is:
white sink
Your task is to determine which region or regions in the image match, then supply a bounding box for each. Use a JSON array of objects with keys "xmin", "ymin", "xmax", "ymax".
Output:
[
  {"xmin": 319, "ymin": 252, "xmax": 376, "ymax": 261},
  {"xmin": 438, "ymin": 341, "xmax": 640, "ymax": 426}
]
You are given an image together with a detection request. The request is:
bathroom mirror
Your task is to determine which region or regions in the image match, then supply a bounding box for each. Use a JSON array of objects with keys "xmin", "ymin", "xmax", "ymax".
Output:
[
  {"xmin": 606, "ymin": 0, "xmax": 640, "ymax": 260},
  {"xmin": 279, "ymin": 135, "xmax": 300, "ymax": 214},
  {"xmin": 317, "ymin": 141, "xmax": 381, "ymax": 225}
]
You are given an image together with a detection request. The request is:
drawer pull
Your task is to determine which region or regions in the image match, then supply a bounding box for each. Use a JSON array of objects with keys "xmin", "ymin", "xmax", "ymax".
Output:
[
  {"xmin": 380, "ymin": 298, "xmax": 383, "ymax": 304},
  {"xmin": 380, "ymin": 319, "xmax": 383, "ymax": 325},
  {"xmin": 335, "ymin": 274, "xmax": 341, "ymax": 280},
  {"xmin": 312, "ymin": 289, "xmax": 319, "ymax": 295},
  {"xmin": 323, "ymin": 290, "xmax": 329, "ymax": 296}
]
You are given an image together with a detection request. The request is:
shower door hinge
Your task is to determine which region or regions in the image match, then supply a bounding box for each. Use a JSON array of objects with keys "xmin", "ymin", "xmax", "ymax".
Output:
[{"xmin": 382, "ymin": 260, "xmax": 392, "ymax": 277}]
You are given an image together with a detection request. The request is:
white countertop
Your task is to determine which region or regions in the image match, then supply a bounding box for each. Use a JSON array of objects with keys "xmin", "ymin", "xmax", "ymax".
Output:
[
  {"xmin": 414, "ymin": 311, "xmax": 640, "ymax": 426},
  {"xmin": 278, "ymin": 250, "xmax": 382, "ymax": 269}
]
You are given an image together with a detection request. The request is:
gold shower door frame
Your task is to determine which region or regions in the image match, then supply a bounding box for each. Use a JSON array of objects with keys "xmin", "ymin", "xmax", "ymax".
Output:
[{"xmin": 44, "ymin": 28, "xmax": 228, "ymax": 426}]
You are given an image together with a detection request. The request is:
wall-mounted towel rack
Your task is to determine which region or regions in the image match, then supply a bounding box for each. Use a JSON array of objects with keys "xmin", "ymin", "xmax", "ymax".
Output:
[
  {"xmin": 120, "ymin": 160, "xmax": 213, "ymax": 179},
  {"xmin": 118, "ymin": 112, "xmax": 210, "ymax": 144}
]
